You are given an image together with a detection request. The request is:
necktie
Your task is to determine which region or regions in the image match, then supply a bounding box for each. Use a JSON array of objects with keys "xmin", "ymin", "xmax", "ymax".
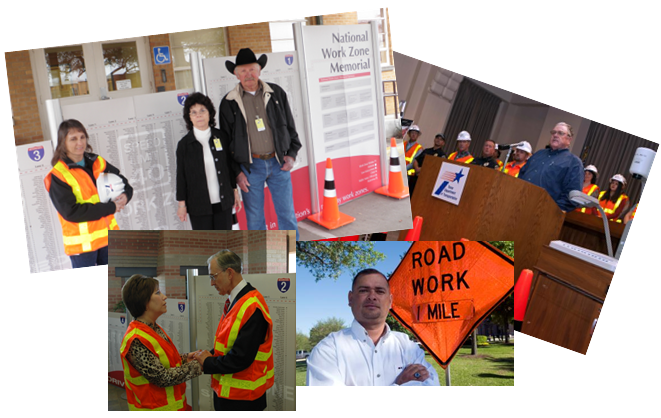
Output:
[{"xmin": 223, "ymin": 298, "xmax": 230, "ymax": 316}]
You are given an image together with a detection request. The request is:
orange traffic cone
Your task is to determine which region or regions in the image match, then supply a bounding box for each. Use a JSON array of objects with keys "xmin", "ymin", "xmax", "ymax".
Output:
[
  {"xmin": 514, "ymin": 269, "xmax": 534, "ymax": 331},
  {"xmin": 375, "ymin": 138, "xmax": 409, "ymax": 199},
  {"xmin": 308, "ymin": 158, "xmax": 356, "ymax": 230},
  {"xmin": 404, "ymin": 216, "xmax": 423, "ymax": 241}
]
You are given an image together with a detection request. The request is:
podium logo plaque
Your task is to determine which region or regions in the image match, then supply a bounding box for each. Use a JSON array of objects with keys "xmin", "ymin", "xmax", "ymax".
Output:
[{"xmin": 432, "ymin": 163, "xmax": 469, "ymax": 206}]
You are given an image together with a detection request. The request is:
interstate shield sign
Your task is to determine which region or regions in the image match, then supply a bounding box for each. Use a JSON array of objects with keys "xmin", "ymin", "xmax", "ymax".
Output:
[{"xmin": 388, "ymin": 241, "xmax": 514, "ymax": 368}]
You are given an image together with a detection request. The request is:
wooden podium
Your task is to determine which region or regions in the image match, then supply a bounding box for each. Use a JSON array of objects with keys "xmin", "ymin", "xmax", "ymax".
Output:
[
  {"xmin": 521, "ymin": 245, "xmax": 612, "ymax": 354},
  {"xmin": 400, "ymin": 156, "xmax": 565, "ymax": 280}
]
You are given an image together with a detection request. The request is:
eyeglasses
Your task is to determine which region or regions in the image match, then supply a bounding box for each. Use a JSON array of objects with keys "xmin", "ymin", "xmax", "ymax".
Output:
[
  {"xmin": 190, "ymin": 108, "xmax": 208, "ymax": 117},
  {"xmin": 550, "ymin": 130, "xmax": 569, "ymax": 137},
  {"xmin": 210, "ymin": 269, "xmax": 228, "ymax": 282}
]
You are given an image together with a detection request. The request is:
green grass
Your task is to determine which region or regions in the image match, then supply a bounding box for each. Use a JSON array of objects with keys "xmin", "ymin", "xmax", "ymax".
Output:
[{"xmin": 296, "ymin": 341, "xmax": 513, "ymax": 386}]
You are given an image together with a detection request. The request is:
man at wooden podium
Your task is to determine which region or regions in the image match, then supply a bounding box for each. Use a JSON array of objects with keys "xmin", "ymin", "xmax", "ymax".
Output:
[{"xmin": 518, "ymin": 122, "xmax": 583, "ymax": 212}]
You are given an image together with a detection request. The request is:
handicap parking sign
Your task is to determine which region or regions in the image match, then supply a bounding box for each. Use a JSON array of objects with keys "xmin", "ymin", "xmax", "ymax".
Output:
[{"xmin": 153, "ymin": 46, "xmax": 171, "ymax": 65}]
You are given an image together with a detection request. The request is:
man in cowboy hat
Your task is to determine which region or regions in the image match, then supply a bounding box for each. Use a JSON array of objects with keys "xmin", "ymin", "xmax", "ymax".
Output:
[{"xmin": 218, "ymin": 48, "xmax": 301, "ymax": 238}]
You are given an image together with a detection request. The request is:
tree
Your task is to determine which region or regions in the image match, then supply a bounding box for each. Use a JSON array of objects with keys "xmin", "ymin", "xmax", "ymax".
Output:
[
  {"xmin": 296, "ymin": 330, "xmax": 311, "ymax": 352},
  {"xmin": 487, "ymin": 241, "xmax": 514, "ymax": 344},
  {"xmin": 309, "ymin": 317, "xmax": 346, "ymax": 349},
  {"xmin": 296, "ymin": 242, "xmax": 386, "ymax": 281},
  {"xmin": 386, "ymin": 313, "xmax": 415, "ymax": 341}
]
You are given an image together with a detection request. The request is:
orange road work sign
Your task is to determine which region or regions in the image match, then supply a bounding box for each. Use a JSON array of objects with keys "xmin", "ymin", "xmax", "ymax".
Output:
[{"xmin": 389, "ymin": 241, "xmax": 514, "ymax": 368}]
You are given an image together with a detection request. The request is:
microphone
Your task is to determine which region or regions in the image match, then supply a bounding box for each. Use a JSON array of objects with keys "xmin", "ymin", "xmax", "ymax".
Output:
[{"xmin": 495, "ymin": 142, "xmax": 524, "ymax": 151}]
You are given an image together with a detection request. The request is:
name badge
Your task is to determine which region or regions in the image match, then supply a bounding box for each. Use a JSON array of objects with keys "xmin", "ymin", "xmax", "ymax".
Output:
[
  {"xmin": 213, "ymin": 137, "xmax": 223, "ymax": 151},
  {"xmin": 255, "ymin": 117, "xmax": 266, "ymax": 132}
]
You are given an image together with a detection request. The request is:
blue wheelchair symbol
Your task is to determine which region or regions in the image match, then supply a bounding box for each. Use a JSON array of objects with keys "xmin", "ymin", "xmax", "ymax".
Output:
[{"xmin": 153, "ymin": 46, "xmax": 171, "ymax": 65}]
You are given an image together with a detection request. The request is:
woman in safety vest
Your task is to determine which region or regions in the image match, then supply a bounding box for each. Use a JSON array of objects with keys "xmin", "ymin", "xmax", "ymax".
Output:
[
  {"xmin": 576, "ymin": 165, "xmax": 600, "ymax": 215},
  {"xmin": 44, "ymin": 119, "xmax": 132, "ymax": 269},
  {"xmin": 120, "ymin": 274, "xmax": 201, "ymax": 411},
  {"xmin": 598, "ymin": 174, "xmax": 630, "ymax": 221}
]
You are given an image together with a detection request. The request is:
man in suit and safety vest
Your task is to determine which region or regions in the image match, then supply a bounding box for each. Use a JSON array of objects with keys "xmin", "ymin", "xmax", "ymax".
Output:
[{"xmin": 193, "ymin": 250, "xmax": 274, "ymax": 410}]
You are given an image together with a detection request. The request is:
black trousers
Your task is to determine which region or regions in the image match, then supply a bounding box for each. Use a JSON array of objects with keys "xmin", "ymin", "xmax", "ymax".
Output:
[
  {"xmin": 189, "ymin": 203, "xmax": 233, "ymax": 230},
  {"xmin": 213, "ymin": 392, "xmax": 266, "ymax": 411}
]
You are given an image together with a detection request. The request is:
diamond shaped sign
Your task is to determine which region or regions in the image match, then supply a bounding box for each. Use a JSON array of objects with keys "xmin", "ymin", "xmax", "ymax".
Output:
[{"xmin": 389, "ymin": 241, "xmax": 513, "ymax": 369}]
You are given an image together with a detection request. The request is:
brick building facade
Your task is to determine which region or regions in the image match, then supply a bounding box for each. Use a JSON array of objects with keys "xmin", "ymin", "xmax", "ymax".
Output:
[
  {"xmin": 6, "ymin": 10, "xmax": 397, "ymax": 147},
  {"xmin": 108, "ymin": 230, "xmax": 293, "ymax": 312}
]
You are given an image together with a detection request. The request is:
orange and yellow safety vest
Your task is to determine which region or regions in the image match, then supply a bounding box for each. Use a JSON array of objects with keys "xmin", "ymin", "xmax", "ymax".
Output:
[
  {"xmin": 44, "ymin": 156, "xmax": 119, "ymax": 255},
  {"xmin": 577, "ymin": 184, "xmax": 600, "ymax": 214},
  {"xmin": 404, "ymin": 141, "xmax": 423, "ymax": 176},
  {"xmin": 211, "ymin": 289, "xmax": 274, "ymax": 401},
  {"xmin": 448, "ymin": 151, "xmax": 474, "ymax": 164},
  {"xmin": 120, "ymin": 321, "xmax": 190, "ymax": 411},
  {"xmin": 598, "ymin": 190, "xmax": 629, "ymax": 220},
  {"xmin": 503, "ymin": 161, "xmax": 525, "ymax": 178}
]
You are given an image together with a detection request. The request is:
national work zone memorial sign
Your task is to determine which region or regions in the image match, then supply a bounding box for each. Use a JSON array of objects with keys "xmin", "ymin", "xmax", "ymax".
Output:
[{"xmin": 388, "ymin": 241, "xmax": 514, "ymax": 368}]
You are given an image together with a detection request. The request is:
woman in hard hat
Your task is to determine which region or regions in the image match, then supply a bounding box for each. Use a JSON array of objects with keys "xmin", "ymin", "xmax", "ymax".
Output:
[
  {"xmin": 120, "ymin": 274, "xmax": 201, "ymax": 411},
  {"xmin": 44, "ymin": 119, "xmax": 132, "ymax": 268},
  {"xmin": 576, "ymin": 165, "xmax": 600, "ymax": 214},
  {"xmin": 598, "ymin": 174, "xmax": 630, "ymax": 221},
  {"xmin": 176, "ymin": 93, "xmax": 241, "ymax": 229}
]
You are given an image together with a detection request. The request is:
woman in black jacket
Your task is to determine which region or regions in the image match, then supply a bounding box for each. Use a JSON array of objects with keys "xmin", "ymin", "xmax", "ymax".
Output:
[{"xmin": 176, "ymin": 93, "xmax": 241, "ymax": 230}]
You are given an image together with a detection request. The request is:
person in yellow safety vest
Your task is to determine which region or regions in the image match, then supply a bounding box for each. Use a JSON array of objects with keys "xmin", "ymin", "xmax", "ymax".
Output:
[
  {"xmin": 44, "ymin": 119, "xmax": 132, "ymax": 269},
  {"xmin": 448, "ymin": 130, "xmax": 474, "ymax": 163},
  {"xmin": 192, "ymin": 250, "xmax": 274, "ymax": 411},
  {"xmin": 624, "ymin": 203, "xmax": 638, "ymax": 224},
  {"xmin": 598, "ymin": 174, "xmax": 630, "ymax": 221},
  {"xmin": 404, "ymin": 125, "xmax": 424, "ymax": 194},
  {"xmin": 120, "ymin": 274, "xmax": 201, "ymax": 411},
  {"xmin": 503, "ymin": 141, "xmax": 532, "ymax": 178},
  {"xmin": 576, "ymin": 165, "xmax": 600, "ymax": 215}
]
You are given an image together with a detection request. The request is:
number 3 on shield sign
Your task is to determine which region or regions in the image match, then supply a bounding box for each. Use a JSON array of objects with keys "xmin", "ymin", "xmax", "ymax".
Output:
[{"xmin": 277, "ymin": 278, "xmax": 290, "ymax": 293}]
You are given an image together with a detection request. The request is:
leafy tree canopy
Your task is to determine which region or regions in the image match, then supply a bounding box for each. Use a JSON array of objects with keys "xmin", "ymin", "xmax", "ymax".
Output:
[
  {"xmin": 296, "ymin": 242, "xmax": 386, "ymax": 282},
  {"xmin": 309, "ymin": 317, "xmax": 346, "ymax": 349}
]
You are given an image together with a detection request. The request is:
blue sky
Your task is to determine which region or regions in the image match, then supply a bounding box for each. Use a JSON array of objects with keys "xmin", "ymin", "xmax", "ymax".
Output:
[{"xmin": 296, "ymin": 242, "xmax": 412, "ymax": 336}]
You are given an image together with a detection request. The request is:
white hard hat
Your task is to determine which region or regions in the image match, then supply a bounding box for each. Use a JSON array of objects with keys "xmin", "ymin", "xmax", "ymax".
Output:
[
  {"xmin": 516, "ymin": 141, "xmax": 532, "ymax": 154},
  {"xmin": 97, "ymin": 172, "xmax": 126, "ymax": 203},
  {"xmin": 584, "ymin": 164, "xmax": 598, "ymax": 174},
  {"xmin": 611, "ymin": 174, "xmax": 627, "ymax": 185},
  {"xmin": 409, "ymin": 125, "xmax": 421, "ymax": 133},
  {"xmin": 457, "ymin": 131, "xmax": 471, "ymax": 141}
]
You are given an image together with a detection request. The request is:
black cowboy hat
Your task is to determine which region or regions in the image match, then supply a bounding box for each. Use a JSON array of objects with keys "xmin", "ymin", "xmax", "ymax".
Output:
[{"xmin": 225, "ymin": 48, "xmax": 268, "ymax": 74}]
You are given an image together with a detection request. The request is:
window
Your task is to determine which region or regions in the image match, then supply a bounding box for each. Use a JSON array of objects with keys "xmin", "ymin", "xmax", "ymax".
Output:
[
  {"xmin": 269, "ymin": 19, "xmax": 306, "ymax": 53},
  {"xmin": 170, "ymin": 28, "xmax": 227, "ymax": 90},
  {"xmin": 102, "ymin": 42, "xmax": 142, "ymax": 92},
  {"xmin": 33, "ymin": 38, "xmax": 153, "ymax": 141},
  {"xmin": 44, "ymin": 45, "xmax": 89, "ymax": 99},
  {"xmin": 357, "ymin": 8, "xmax": 392, "ymax": 67}
]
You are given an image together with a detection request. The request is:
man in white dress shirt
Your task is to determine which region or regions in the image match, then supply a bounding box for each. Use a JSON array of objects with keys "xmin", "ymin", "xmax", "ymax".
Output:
[{"xmin": 306, "ymin": 269, "xmax": 440, "ymax": 386}]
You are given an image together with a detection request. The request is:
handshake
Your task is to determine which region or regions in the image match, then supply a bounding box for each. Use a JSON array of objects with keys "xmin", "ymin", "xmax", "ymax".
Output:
[{"xmin": 186, "ymin": 349, "xmax": 213, "ymax": 371}]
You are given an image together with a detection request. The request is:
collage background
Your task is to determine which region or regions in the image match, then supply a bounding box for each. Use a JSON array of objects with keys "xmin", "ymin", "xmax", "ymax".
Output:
[{"xmin": 2, "ymin": 0, "xmax": 659, "ymax": 414}]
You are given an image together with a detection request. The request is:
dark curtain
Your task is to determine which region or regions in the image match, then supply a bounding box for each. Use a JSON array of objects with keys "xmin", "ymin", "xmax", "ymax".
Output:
[
  {"xmin": 580, "ymin": 121, "xmax": 657, "ymax": 206},
  {"xmin": 444, "ymin": 78, "xmax": 502, "ymax": 157}
]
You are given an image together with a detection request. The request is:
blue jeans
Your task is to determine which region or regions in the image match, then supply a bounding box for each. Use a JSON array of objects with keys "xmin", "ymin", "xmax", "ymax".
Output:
[
  {"xmin": 70, "ymin": 245, "xmax": 108, "ymax": 269},
  {"xmin": 241, "ymin": 157, "xmax": 299, "ymax": 240}
]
